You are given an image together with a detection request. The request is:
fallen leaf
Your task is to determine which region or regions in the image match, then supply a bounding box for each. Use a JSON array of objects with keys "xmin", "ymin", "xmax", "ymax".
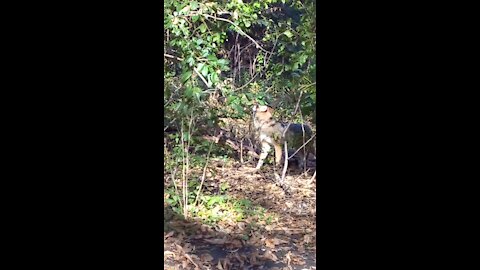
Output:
[
  {"xmin": 262, "ymin": 250, "xmax": 279, "ymax": 261},
  {"xmin": 227, "ymin": 239, "xmax": 242, "ymax": 249},
  {"xmin": 233, "ymin": 253, "xmax": 245, "ymax": 267},
  {"xmin": 200, "ymin": 253, "xmax": 214, "ymax": 262},
  {"xmin": 223, "ymin": 258, "xmax": 231, "ymax": 270},
  {"xmin": 290, "ymin": 253, "xmax": 306, "ymax": 265},
  {"xmin": 204, "ymin": 237, "xmax": 227, "ymax": 245},
  {"xmin": 216, "ymin": 260, "xmax": 223, "ymax": 270},
  {"xmin": 285, "ymin": 251, "xmax": 292, "ymax": 267},
  {"xmin": 184, "ymin": 253, "xmax": 199, "ymax": 268},
  {"xmin": 175, "ymin": 243, "xmax": 185, "ymax": 254},
  {"xmin": 164, "ymin": 231, "xmax": 175, "ymax": 239},
  {"xmin": 163, "ymin": 251, "xmax": 175, "ymax": 260},
  {"xmin": 265, "ymin": 238, "xmax": 276, "ymax": 248}
]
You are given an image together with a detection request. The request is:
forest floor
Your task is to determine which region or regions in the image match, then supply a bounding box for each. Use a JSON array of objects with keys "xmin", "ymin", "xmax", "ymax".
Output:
[{"xmin": 164, "ymin": 157, "xmax": 316, "ymax": 270}]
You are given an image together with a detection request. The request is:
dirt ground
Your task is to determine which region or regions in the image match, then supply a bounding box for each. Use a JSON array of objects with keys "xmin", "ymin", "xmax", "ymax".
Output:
[{"xmin": 164, "ymin": 158, "xmax": 316, "ymax": 270}]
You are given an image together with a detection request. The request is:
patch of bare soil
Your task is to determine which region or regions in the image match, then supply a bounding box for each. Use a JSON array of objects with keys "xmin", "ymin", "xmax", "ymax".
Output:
[{"xmin": 164, "ymin": 160, "xmax": 316, "ymax": 270}]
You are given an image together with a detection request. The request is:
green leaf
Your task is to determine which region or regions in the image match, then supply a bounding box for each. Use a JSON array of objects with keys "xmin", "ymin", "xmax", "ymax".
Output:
[
  {"xmin": 194, "ymin": 92, "xmax": 202, "ymax": 102},
  {"xmin": 185, "ymin": 86, "xmax": 194, "ymax": 98},
  {"xmin": 217, "ymin": 59, "xmax": 229, "ymax": 66},
  {"xmin": 191, "ymin": 1, "xmax": 199, "ymax": 10},
  {"xmin": 192, "ymin": 15, "xmax": 200, "ymax": 22},
  {"xmin": 201, "ymin": 49, "xmax": 211, "ymax": 57},
  {"xmin": 186, "ymin": 56, "xmax": 195, "ymax": 67},
  {"xmin": 207, "ymin": 73, "xmax": 212, "ymax": 86},
  {"xmin": 181, "ymin": 70, "xmax": 192, "ymax": 83},
  {"xmin": 298, "ymin": 54, "xmax": 308, "ymax": 64},
  {"xmin": 195, "ymin": 61, "xmax": 204, "ymax": 70},
  {"xmin": 283, "ymin": 30, "xmax": 293, "ymax": 38},
  {"xmin": 233, "ymin": 103, "xmax": 244, "ymax": 114},
  {"xmin": 191, "ymin": 87, "xmax": 202, "ymax": 102},
  {"xmin": 207, "ymin": 54, "xmax": 217, "ymax": 62},
  {"xmin": 200, "ymin": 64, "xmax": 209, "ymax": 77},
  {"xmin": 212, "ymin": 33, "xmax": 221, "ymax": 43},
  {"xmin": 183, "ymin": 132, "xmax": 190, "ymax": 141},
  {"xmin": 244, "ymin": 20, "xmax": 251, "ymax": 28},
  {"xmin": 211, "ymin": 72, "xmax": 219, "ymax": 84},
  {"xmin": 196, "ymin": 62, "xmax": 205, "ymax": 74},
  {"xmin": 195, "ymin": 38, "xmax": 203, "ymax": 45},
  {"xmin": 199, "ymin": 23, "xmax": 207, "ymax": 33}
]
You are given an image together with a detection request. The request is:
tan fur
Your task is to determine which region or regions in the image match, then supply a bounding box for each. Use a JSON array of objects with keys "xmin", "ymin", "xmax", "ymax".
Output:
[{"xmin": 252, "ymin": 104, "xmax": 315, "ymax": 170}]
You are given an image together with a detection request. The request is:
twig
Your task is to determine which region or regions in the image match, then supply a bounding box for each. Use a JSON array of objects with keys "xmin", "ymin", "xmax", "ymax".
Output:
[
  {"xmin": 202, "ymin": 14, "xmax": 270, "ymax": 54},
  {"xmin": 239, "ymin": 42, "xmax": 254, "ymax": 55},
  {"xmin": 308, "ymin": 170, "xmax": 316, "ymax": 184},
  {"xmin": 164, "ymin": 118, "xmax": 177, "ymax": 131},
  {"xmin": 193, "ymin": 140, "xmax": 214, "ymax": 206},
  {"xmin": 237, "ymin": 42, "xmax": 241, "ymax": 84},
  {"xmin": 235, "ymin": 72, "xmax": 258, "ymax": 91},
  {"xmin": 292, "ymin": 90, "xmax": 303, "ymax": 116},
  {"xmin": 170, "ymin": 167, "xmax": 181, "ymax": 209},
  {"xmin": 240, "ymin": 138, "xmax": 244, "ymax": 163},
  {"xmin": 194, "ymin": 67, "xmax": 211, "ymax": 88},
  {"xmin": 293, "ymin": 168, "xmax": 312, "ymax": 182},
  {"xmin": 164, "ymin": 53, "xmax": 211, "ymax": 88},
  {"xmin": 282, "ymin": 123, "xmax": 292, "ymax": 137},
  {"xmin": 180, "ymin": 120, "xmax": 187, "ymax": 217},
  {"xmin": 279, "ymin": 122, "xmax": 292, "ymax": 185},
  {"xmin": 296, "ymin": 82, "xmax": 317, "ymax": 93},
  {"xmin": 201, "ymin": 134, "xmax": 259, "ymax": 158},
  {"xmin": 164, "ymin": 53, "xmax": 183, "ymax": 61},
  {"xmin": 264, "ymin": 35, "xmax": 279, "ymax": 69},
  {"xmin": 288, "ymin": 133, "xmax": 316, "ymax": 160},
  {"xmin": 183, "ymin": 253, "xmax": 199, "ymax": 269},
  {"xmin": 280, "ymin": 140, "xmax": 289, "ymax": 183}
]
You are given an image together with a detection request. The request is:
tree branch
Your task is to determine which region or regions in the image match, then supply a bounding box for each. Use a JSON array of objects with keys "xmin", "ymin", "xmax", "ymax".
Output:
[
  {"xmin": 201, "ymin": 14, "xmax": 270, "ymax": 54},
  {"xmin": 164, "ymin": 53, "xmax": 211, "ymax": 88},
  {"xmin": 288, "ymin": 133, "xmax": 316, "ymax": 160}
]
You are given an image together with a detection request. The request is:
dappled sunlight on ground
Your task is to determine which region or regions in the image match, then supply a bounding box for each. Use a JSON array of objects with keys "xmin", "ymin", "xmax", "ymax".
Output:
[{"xmin": 164, "ymin": 159, "xmax": 316, "ymax": 269}]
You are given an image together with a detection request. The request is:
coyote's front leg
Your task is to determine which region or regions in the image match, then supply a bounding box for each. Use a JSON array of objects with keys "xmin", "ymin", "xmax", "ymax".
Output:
[{"xmin": 256, "ymin": 141, "xmax": 272, "ymax": 170}]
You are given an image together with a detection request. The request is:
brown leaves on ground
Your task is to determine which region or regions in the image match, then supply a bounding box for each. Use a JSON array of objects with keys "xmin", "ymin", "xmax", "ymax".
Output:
[{"xmin": 164, "ymin": 159, "xmax": 316, "ymax": 269}]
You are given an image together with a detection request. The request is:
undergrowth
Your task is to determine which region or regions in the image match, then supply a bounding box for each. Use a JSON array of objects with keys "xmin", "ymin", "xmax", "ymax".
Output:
[{"xmin": 164, "ymin": 133, "xmax": 278, "ymax": 228}]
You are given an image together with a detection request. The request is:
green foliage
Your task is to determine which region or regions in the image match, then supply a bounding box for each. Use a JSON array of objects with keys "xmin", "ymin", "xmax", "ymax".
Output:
[{"xmin": 165, "ymin": 0, "xmax": 316, "ymax": 121}]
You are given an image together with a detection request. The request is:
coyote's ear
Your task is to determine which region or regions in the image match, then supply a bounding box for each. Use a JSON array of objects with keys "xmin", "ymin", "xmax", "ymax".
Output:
[{"xmin": 257, "ymin": 105, "xmax": 269, "ymax": 112}]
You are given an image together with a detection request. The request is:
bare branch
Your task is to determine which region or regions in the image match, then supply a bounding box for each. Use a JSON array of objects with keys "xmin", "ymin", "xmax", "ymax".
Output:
[
  {"xmin": 193, "ymin": 139, "xmax": 214, "ymax": 206},
  {"xmin": 293, "ymin": 91, "xmax": 303, "ymax": 116},
  {"xmin": 235, "ymin": 72, "xmax": 258, "ymax": 91},
  {"xmin": 194, "ymin": 67, "xmax": 211, "ymax": 88},
  {"xmin": 164, "ymin": 53, "xmax": 211, "ymax": 88},
  {"xmin": 164, "ymin": 53, "xmax": 183, "ymax": 61},
  {"xmin": 280, "ymin": 141, "xmax": 289, "ymax": 183},
  {"xmin": 309, "ymin": 170, "xmax": 316, "ymax": 184},
  {"xmin": 202, "ymin": 14, "xmax": 270, "ymax": 54},
  {"xmin": 288, "ymin": 133, "xmax": 316, "ymax": 160}
]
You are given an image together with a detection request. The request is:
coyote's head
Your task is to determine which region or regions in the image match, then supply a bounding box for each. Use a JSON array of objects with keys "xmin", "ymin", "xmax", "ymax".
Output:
[{"xmin": 252, "ymin": 104, "xmax": 275, "ymax": 122}]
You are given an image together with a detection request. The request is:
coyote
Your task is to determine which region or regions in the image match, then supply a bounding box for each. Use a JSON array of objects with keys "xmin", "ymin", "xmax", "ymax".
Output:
[{"xmin": 252, "ymin": 104, "xmax": 315, "ymax": 170}]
